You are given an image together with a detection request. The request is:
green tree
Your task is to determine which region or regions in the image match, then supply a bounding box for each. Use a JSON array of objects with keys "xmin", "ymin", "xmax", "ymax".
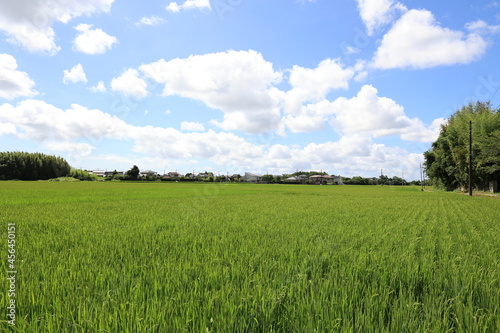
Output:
[
  {"xmin": 261, "ymin": 174, "xmax": 274, "ymax": 183},
  {"xmin": 126, "ymin": 165, "xmax": 140, "ymax": 180},
  {"xmin": 378, "ymin": 175, "xmax": 389, "ymax": 185},
  {"xmin": 424, "ymin": 101, "xmax": 500, "ymax": 191},
  {"xmin": 0, "ymin": 152, "xmax": 70, "ymax": 180}
]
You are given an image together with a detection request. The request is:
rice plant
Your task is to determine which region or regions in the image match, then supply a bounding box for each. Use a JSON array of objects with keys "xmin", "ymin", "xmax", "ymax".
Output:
[{"xmin": 1, "ymin": 182, "xmax": 498, "ymax": 332}]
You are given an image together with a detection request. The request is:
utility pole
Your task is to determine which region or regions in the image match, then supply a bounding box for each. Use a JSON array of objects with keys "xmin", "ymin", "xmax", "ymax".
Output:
[
  {"xmin": 469, "ymin": 120, "xmax": 473, "ymax": 196},
  {"xmin": 420, "ymin": 164, "xmax": 424, "ymax": 191}
]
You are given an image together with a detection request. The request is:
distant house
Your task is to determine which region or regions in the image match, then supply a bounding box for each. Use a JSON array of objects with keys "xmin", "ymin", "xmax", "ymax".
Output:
[
  {"xmin": 310, "ymin": 175, "xmax": 334, "ymax": 184},
  {"xmin": 104, "ymin": 171, "xmax": 124, "ymax": 177},
  {"xmin": 243, "ymin": 172, "xmax": 262, "ymax": 182},
  {"xmin": 140, "ymin": 170, "xmax": 158, "ymax": 177},
  {"xmin": 285, "ymin": 174, "xmax": 308, "ymax": 183},
  {"xmin": 90, "ymin": 170, "xmax": 105, "ymax": 177},
  {"xmin": 168, "ymin": 172, "xmax": 182, "ymax": 178},
  {"xmin": 194, "ymin": 172, "xmax": 208, "ymax": 178}
]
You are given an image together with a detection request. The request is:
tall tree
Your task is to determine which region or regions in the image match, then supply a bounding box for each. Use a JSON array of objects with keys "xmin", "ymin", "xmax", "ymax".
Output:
[
  {"xmin": 126, "ymin": 165, "xmax": 140, "ymax": 180},
  {"xmin": 0, "ymin": 152, "xmax": 71, "ymax": 180},
  {"xmin": 424, "ymin": 101, "xmax": 500, "ymax": 191}
]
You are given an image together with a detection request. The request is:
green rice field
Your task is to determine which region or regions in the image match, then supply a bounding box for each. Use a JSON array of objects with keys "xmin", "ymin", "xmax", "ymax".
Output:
[{"xmin": 1, "ymin": 182, "xmax": 499, "ymax": 332}]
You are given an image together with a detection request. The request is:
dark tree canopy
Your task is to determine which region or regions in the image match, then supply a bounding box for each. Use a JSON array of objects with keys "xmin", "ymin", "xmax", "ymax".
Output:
[
  {"xmin": 0, "ymin": 151, "xmax": 71, "ymax": 180},
  {"xmin": 424, "ymin": 101, "xmax": 500, "ymax": 191},
  {"xmin": 126, "ymin": 165, "xmax": 140, "ymax": 180}
]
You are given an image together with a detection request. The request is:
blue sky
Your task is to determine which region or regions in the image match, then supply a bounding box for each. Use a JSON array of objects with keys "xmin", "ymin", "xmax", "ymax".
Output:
[{"xmin": 0, "ymin": 0, "xmax": 499, "ymax": 180}]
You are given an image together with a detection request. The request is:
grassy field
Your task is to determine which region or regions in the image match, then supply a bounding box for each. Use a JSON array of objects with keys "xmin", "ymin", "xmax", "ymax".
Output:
[{"xmin": 1, "ymin": 182, "xmax": 499, "ymax": 332}]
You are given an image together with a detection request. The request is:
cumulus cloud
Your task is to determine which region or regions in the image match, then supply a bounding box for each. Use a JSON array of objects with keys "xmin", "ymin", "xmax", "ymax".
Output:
[
  {"xmin": 328, "ymin": 85, "xmax": 443, "ymax": 142},
  {"xmin": 356, "ymin": 0, "xmax": 407, "ymax": 35},
  {"xmin": 400, "ymin": 117, "xmax": 446, "ymax": 142},
  {"xmin": 248, "ymin": 136, "xmax": 424, "ymax": 179},
  {"xmin": 372, "ymin": 9, "xmax": 489, "ymax": 69},
  {"xmin": 283, "ymin": 99, "xmax": 333, "ymax": 133},
  {"xmin": 0, "ymin": 122, "xmax": 17, "ymax": 135},
  {"xmin": 0, "ymin": 100, "xmax": 130, "ymax": 141},
  {"xmin": 0, "ymin": 54, "xmax": 37, "ymax": 100},
  {"xmin": 73, "ymin": 24, "xmax": 118, "ymax": 55},
  {"xmin": 63, "ymin": 64, "xmax": 88, "ymax": 84},
  {"xmin": 283, "ymin": 113, "xmax": 327, "ymax": 133},
  {"xmin": 0, "ymin": 0, "xmax": 114, "ymax": 54},
  {"xmin": 110, "ymin": 69, "xmax": 148, "ymax": 98},
  {"xmin": 44, "ymin": 141, "xmax": 95, "ymax": 157},
  {"xmin": 135, "ymin": 16, "xmax": 166, "ymax": 27},
  {"xmin": 140, "ymin": 50, "xmax": 284, "ymax": 133},
  {"xmin": 0, "ymin": 98, "xmax": 428, "ymax": 179},
  {"xmin": 210, "ymin": 108, "xmax": 282, "ymax": 134},
  {"xmin": 166, "ymin": 0, "xmax": 211, "ymax": 13},
  {"xmin": 329, "ymin": 85, "xmax": 411, "ymax": 136},
  {"xmin": 90, "ymin": 81, "xmax": 106, "ymax": 93},
  {"xmin": 181, "ymin": 121, "xmax": 205, "ymax": 132},
  {"xmin": 280, "ymin": 84, "xmax": 443, "ymax": 142},
  {"xmin": 130, "ymin": 127, "xmax": 264, "ymax": 163},
  {"xmin": 465, "ymin": 20, "xmax": 500, "ymax": 35},
  {"xmin": 284, "ymin": 58, "xmax": 354, "ymax": 114}
]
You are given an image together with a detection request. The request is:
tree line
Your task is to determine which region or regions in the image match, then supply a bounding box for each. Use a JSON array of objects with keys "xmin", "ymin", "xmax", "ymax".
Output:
[
  {"xmin": 424, "ymin": 101, "xmax": 500, "ymax": 191},
  {"xmin": 0, "ymin": 152, "xmax": 71, "ymax": 180}
]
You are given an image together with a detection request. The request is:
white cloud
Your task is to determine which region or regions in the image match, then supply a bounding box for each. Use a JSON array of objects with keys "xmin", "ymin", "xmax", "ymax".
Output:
[
  {"xmin": 0, "ymin": 54, "xmax": 37, "ymax": 100},
  {"xmin": 3, "ymin": 25, "xmax": 60, "ymax": 56},
  {"xmin": 400, "ymin": 117, "xmax": 446, "ymax": 142},
  {"xmin": 73, "ymin": 24, "xmax": 118, "ymax": 55},
  {"xmin": 110, "ymin": 69, "xmax": 148, "ymax": 98},
  {"xmin": 345, "ymin": 46, "xmax": 360, "ymax": 55},
  {"xmin": 210, "ymin": 108, "xmax": 282, "ymax": 134},
  {"xmin": 166, "ymin": 0, "xmax": 211, "ymax": 13},
  {"xmin": 63, "ymin": 64, "xmax": 88, "ymax": 84},
  {"xmin": 135, "ymin": 16, "xmax": 166, "ymax": 27},
  {"xmin": 44, "ymin": 141, "xmax": 95, "ymax": 157},
  {"xmin": 281, "ymin": 84, "xmax": 444, "ymax": 142},
  {"xmin": 283, "ymin": 113, "xmax": 327, "ymax": 133},
  {"xmin": 0, "ymin": 0, "xmax": 114, "ymax": 54},
  {"xmin": 247, "ymin": 136, "xmax": 424, "ymax": 179},
  {"xmin": 166, "ymin": 3, "xmax": 180, "ymax": 13},
  {"xmin": 327, "ymin": 85, "xmax": 443, "ymax": 142},
  {"xmin": 372, "ymin": 9, "xmax": 489, "ymax": 69},
  {"xmin": 354, "ymin": 71, "xmax": 368, "ymax": 82},
  {"xmin": 465, "ymin": 20, "xmax": 500, "ymax": 35},
  {"xmin": 140, "ymin": 50, "xmax": 284, "ymax": 133},
  {"xmin": 283, "ymin": 99, "xmax": 333, "ymax": 133},
  {"xmin": 0, "ymin": 122, "xmax": 17, "ymax": 135},
  {"xmin": 355, "ymin": 0, "xmax": 407, "ymax": 36},
  {"xmin": 284, "ymin": 58, "xmax": 354, "ymax": 114},
  {"xmin": 303, "ymin": 135, "xmax": 373, "ymax": 163},
  {"xmin": 90, "ymin": 81, "xmax": 106, "ymax": 93},
  {"xmin": 0, "ymin": 100, "xmax": 131, "ymax": 141},
  {"xmin": 181, "ymin": 121, "xmax": 205, "ymax": 132},
  {"xmin": 0, "ymin": 98, "xmax": 429, "ymax": 179},
  {"xmin": 329, "ymin": 85, "xmax": 410, "ymax": 136}
]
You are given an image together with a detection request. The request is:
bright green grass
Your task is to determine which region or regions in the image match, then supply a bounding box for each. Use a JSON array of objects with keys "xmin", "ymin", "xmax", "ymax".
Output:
[{"xmin": 1, "ymin": 182, "xmax": 499, "ymax": 332}]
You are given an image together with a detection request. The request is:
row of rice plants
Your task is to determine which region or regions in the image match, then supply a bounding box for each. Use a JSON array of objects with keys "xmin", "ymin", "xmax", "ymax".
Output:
[{"xmin": 1, "ymin": 182, "xmax": 498, "ymax": 332}]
